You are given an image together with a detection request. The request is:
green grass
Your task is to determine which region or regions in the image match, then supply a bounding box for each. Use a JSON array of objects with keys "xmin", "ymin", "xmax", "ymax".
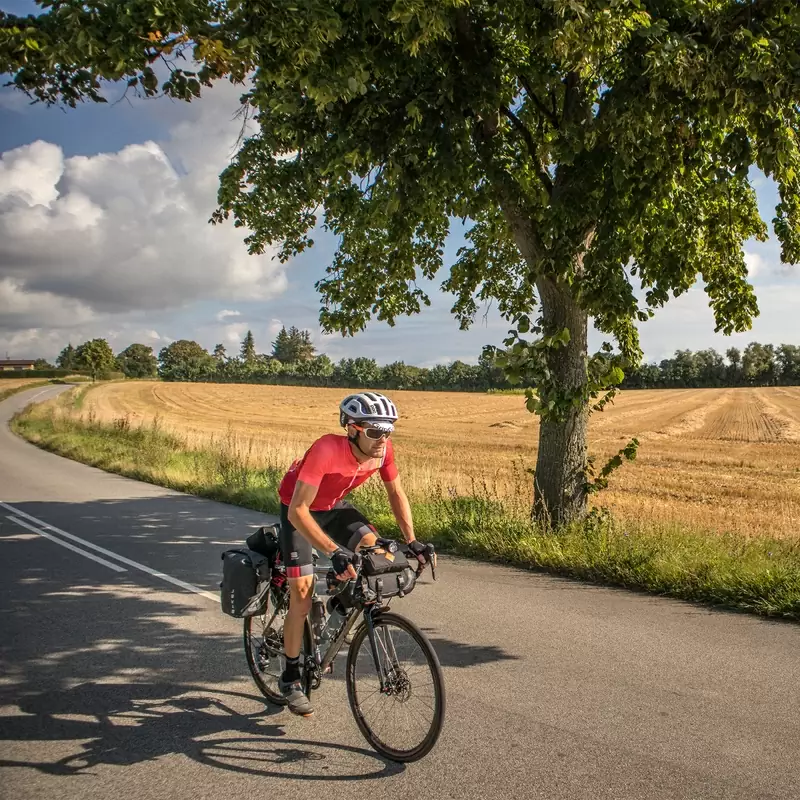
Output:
[
  {"xmin": 0, "ymin": 380, "xmax": 53, "ymax": 403},
  {"xmin": 11, "ymin": 398, "xmax": 800, "ymax": 621}
]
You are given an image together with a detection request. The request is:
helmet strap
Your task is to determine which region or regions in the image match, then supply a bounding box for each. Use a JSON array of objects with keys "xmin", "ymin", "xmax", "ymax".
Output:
[{"xmin": 347, "ymin": 426, "xmax": 371, "ymax": 458}]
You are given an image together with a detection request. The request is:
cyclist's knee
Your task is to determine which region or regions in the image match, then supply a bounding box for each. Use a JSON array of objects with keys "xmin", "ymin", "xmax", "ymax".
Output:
[
  {"xmin": 355, "ymin": 531, "xmax": 377, "ymax": 551},
  {"xmin": 289, "ymin": 575, "xmax": 314, "ymax": 613}
]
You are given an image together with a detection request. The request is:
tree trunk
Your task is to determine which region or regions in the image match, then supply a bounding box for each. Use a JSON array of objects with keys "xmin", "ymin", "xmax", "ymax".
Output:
[{"xmin": 532, "ymin": 275, "xmax": 589, "ymax": 527}]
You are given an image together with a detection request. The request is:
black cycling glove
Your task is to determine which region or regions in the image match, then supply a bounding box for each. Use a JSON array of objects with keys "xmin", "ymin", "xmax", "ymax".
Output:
[
  {"xmin": 330, "ymin": 548, "xmax": 354, "ymax": 575},
  {"xmin": 406, "ymin": 540, "xmax": 430, "ymax": 561}
]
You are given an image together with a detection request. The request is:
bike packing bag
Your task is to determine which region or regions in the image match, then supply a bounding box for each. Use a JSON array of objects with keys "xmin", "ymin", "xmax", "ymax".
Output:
[
  {"xmin": 245, "ymin": 524, "xmax": 281, "ymax": 563},
  {"xmin": 361, "ymin": 546, "xmax": 417, "ymax": 600},
  {"xmin": 361, "ymin": 547, "xmax": 410, "ymax": 576},
  {"xmin": 220, "ymin": 548, "xmax": 268, "ymax": 617}
]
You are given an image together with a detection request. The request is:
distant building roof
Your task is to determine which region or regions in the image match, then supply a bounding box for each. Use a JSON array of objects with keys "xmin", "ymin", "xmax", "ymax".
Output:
[{"xmin": 0, "ymin": 359, "xmax": 36, "ymax": 367}]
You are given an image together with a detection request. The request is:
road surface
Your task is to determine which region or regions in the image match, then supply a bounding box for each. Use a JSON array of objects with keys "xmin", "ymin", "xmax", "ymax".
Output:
[{"xmin": 1, "ymin": 385, "xmax": 798, "ymax": 799}]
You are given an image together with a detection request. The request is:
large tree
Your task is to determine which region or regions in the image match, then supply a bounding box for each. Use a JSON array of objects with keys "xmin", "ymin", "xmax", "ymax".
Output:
[
  {"xmin": 75, "ymin": 338, "xmax": 117, "ymax": 381},
  {"xmin": 56, "ymin": 344, "xmax": 78, "ymax": 372},
  {"xmin": 117, "ymin": 343, "xmax": 158, "ymax": 378},
  {"xmin": 240, "ymin": 330, "xmax": 256, "ymax": 363},
  {"xmin": 158, "ymin": 340, "xmax": 215, "ymax": 381},
  {"xmin": 4, "ymin": 1, "xmax": 799, "ymax": 523}
]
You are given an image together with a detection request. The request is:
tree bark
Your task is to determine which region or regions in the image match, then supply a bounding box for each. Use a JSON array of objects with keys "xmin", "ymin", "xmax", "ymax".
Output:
[{"xmin": 532, "ymin": 274, "xmax": 589, "ymax": 527}]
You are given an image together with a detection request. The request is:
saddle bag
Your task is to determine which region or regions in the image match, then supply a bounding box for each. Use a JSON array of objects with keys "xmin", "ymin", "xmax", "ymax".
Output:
[
  {"xmin": 220, "ymin": 548, "xmax": 269, "ymax": 617},
  {"xmin": 246, "ymin": 523, "xmax": 281, "ymax": 564}
]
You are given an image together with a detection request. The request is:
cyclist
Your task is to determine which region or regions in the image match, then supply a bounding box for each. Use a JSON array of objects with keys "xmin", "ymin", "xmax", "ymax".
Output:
[{"xmin": 276, "ymin": 391, "xmax": 430, "ymax": 717}]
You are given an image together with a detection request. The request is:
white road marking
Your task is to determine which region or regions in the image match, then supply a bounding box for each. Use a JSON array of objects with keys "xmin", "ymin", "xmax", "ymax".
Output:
[
  {"xmin": 7, "ymin": 515, "xmax": 127, "ymax": 573},
  {"xmin": 27, "ymin": 388, "xmax": 55, "ymax": 402},
  {"xmin": 0, "ymin": 501, "xmax": 219, "ymax": 602}
]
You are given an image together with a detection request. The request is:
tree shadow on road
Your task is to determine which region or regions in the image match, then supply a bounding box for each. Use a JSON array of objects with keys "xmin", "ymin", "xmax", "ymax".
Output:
[
  {"xmin": 0, "ymin": 499, "xmax": 519, "ymax": 783},
  {"xmin": 0, "ymin": 526, "xmax": 403, "ymax": 781}
]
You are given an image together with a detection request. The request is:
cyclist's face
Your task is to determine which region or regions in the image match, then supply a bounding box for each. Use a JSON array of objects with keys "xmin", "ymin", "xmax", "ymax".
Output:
[{"xmin": 352, "ymin": 424, "xmax": 390, "ymax": 457}]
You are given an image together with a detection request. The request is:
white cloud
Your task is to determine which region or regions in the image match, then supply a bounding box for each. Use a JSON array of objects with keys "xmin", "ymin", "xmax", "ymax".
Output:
[
  {"xmin": 216, "ymin": 309, "xmax": 241, "ymax": 321},
  {"xmin": 224, "ymin": 322, "xmax": 249, "ymax": 345},
  {"xmin": 0, "ymin": 82, "xmax": 286, "ymax": 326},
  {"xmin": 268, "ymin": 318, "xmax": 283, "ymax": 336},
  {"xmin": 744, "ymin": 251, "xmax": 765, "ymax": 277}
]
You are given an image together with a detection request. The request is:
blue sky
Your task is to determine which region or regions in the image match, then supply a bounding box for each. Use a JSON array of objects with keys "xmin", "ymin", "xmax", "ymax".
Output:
[{"xmin": 1, "ymin": 8, "xmax": 797, "ymax": 365}]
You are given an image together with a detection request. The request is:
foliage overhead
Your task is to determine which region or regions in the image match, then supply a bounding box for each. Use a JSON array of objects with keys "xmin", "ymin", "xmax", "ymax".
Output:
[{"xmin": 3, "ymin": 0, "xmax": 798, "ymax": 362}]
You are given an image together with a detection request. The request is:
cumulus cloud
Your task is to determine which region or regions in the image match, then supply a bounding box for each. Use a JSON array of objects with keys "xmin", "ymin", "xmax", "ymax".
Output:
[
  {"xmin": 216, "ymin": 309, "xmax": 241, "ymax": 321},
  {"xmin": 224, "ymin": 322, "xmax": 249, "ymax": 345},
  {"xmin": 744, "ymin": 251, "xmax": 766, "ymax": 277},
  {"xmin": 0, "ymin": 82, "xmax": 286, "ymax": 328}
]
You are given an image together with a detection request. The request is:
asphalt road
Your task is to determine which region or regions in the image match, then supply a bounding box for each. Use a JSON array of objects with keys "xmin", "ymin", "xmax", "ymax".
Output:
[{"xmin": 1, "ymin": 385, "xmax": 798, "ymax": 800}]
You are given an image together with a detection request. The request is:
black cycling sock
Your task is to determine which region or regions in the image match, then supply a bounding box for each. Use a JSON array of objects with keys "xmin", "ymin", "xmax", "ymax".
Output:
[{"xmin": 282, "ymin": 655, "xmax": 301, "ymax": 683}]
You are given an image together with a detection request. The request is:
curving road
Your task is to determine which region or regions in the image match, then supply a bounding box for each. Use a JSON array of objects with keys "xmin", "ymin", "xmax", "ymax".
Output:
[{"xmin": 1, "ymin": 385, "xmax": 798, "ymax": 800}]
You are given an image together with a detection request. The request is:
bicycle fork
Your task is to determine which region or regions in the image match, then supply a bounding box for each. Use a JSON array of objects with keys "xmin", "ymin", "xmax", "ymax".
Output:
[{"xmin": 364, "ymin": 608, "xmax": 401, "ymax": 694}]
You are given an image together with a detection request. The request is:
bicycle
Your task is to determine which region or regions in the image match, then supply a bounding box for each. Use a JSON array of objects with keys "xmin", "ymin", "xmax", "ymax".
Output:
[{"xmin": 241, "ymin": 526, "xmax": 445, "ymax": 762}]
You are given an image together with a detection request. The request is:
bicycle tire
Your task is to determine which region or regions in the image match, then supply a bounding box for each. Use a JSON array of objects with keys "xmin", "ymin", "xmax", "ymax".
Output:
[
  {"xmin": 346, "ymin": 611, "xmax": 445, "ymax": 762},
  {"xmin": 243, "ymin": 587, "xmax": 313, "ymax": 705}
]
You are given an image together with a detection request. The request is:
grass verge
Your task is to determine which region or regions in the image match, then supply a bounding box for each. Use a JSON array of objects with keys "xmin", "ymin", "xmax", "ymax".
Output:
[{"xmin": 11, "ymin": 397, "xmax": 800, "ymax": 621}]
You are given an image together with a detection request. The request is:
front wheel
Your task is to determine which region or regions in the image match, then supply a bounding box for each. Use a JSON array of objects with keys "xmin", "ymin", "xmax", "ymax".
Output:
[{"xmin": 346, "ymin": 611, "xmax": 445, "ymax": 762}]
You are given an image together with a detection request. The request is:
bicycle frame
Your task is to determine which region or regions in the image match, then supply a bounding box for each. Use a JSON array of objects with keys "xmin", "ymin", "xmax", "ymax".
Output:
[
  {"xmin": 251, "ymin": 541, "xmax": 436, "ymax": 694},
  {"xmin": 309, "ymin": 542, "xmax": 436, "ymax": 691}
]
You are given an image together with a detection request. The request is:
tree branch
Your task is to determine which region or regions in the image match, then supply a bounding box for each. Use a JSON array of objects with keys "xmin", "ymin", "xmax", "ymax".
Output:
[
  {"xmin": 500, "ymin": 107, "xmax": 553, "ymax": 197},
  {"xmin": 518, "ymin": 73, "xmax": 559, "ymax": 129},
  {"xmin": 562, "ymin": 71, "xmax": 581, "ymax": 125}
]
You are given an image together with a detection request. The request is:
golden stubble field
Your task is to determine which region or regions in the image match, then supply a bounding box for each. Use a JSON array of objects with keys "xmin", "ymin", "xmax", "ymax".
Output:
[
  {"xmin": 80, "ymin": 382, "xmax": 800, "ymax": 537},
  {"xmin": 1, "ymin": 378, "xmax": 46, "ymax": 392}
]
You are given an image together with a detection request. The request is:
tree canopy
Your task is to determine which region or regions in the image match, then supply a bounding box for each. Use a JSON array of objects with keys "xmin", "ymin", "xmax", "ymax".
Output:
[
  {"xmin": 271, "ymin": 325, "xmax": 316, "ymax": 363},
  {"xmin": 117, "ymin": 343, "xmax": 158, "ymax": 378},
  {"xmin": 158, "ymin": 339, "xmax": 216, "ymax": 381},
  {"xmin": 4, "ymin": 0, "xmax": 798, "ymax": 523},
  {"xmin": 240, "ymin": 329, "xmax": 256, "ymax": 362},
  {"xmin": 75, "ymin": 338, "xmax": 116, "ymax": 380}
]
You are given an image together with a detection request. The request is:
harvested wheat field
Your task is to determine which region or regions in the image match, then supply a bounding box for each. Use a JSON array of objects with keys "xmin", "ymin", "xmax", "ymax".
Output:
[
  {"xmin": 79, "ymin": 382, "xmax": 800, "ymax": 537},
  {"xmin": 0, "ymin": 378, "xmax": 47, "ymax": 393}
]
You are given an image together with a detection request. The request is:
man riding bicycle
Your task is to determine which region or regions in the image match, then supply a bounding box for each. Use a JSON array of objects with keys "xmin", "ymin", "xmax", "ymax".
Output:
[{"xmin": 277, "ymin": 391, "xmax": 430, "ymax": 716}]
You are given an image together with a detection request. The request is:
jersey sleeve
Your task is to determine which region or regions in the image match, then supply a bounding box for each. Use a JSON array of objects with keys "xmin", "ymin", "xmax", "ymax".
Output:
[
  {"xmin": 296, "ymin": 438, "xmax": 333, "ymax": 487},
  {"xmin": 379, "ymin": 439, "xmax": 399, "ymax": 482}
]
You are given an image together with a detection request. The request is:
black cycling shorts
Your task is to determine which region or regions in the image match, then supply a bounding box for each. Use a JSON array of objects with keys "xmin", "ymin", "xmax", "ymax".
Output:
[{"xmin": 279, "ymin": 501, "xmax": 376, "ymax": 579}]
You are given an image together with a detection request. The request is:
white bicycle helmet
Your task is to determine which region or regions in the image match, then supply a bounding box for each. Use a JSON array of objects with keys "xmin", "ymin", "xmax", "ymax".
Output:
[{"xmin": 339, "ymin": 392, "xmax": 399, "ymax": 430}]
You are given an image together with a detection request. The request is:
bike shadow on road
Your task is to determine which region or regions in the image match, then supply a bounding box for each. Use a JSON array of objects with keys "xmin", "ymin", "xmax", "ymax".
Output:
[{"xmin": 0, "ymin": 528, "xmax": 405, "ymax": 781}]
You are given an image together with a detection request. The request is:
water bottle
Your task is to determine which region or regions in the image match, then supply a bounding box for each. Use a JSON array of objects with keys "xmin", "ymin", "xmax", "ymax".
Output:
[
  {"xmin": 318, "ymin": 596, "xmax": 348, "ymax": 648},
  {"xmin": 309, "ymin": 598, "xmax": 327, "ymax": 641}
]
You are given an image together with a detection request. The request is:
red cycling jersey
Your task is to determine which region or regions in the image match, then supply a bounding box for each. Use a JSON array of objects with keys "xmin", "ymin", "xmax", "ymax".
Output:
[{"xmin": 278, "ymin": 434, "xmax": 399, "ymax": 510}]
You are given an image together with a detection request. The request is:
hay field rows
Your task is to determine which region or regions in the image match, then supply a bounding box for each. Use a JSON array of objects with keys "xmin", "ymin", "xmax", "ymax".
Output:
[
  {"xmin": 80, "ymin": 382, "xmax": 800, "ymax": 537},
  {"xmin": 0, "ymin": 378, "xmax": 47, "ymax": 392}
]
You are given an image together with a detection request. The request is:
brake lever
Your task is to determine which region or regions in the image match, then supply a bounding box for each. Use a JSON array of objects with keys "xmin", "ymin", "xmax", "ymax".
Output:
[{"xmin": 426, "ymin": 544, "xmax": 437, "ymax": 581}]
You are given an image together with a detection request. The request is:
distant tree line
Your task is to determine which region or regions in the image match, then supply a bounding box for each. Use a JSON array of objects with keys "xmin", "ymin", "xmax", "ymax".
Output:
[
  {"xmin": 621, "ymin": 343, "xmax": 800, "ymax": 389},
  {"xmin": 39, "ymin": 329, "xmax": 800, "ymax": 391}
]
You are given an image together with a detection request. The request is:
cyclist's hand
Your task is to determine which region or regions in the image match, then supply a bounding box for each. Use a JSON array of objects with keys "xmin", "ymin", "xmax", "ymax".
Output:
[
  {"xmin": 406, "ymin": 539, "xmax": 431, "ymax": 564},
  {"xmin": 330, "ymin": 548, "xmax": 357, "ymax": 581}
]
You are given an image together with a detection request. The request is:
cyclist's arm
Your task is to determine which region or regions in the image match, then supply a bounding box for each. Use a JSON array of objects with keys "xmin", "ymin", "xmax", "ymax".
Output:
[
  {"xmin": 384, "ymin": 477, "xmax": 416, "ymax": 544},
  {"xmin": 288, "ymin": 480, "xmax": 343, "ymax": 558}
]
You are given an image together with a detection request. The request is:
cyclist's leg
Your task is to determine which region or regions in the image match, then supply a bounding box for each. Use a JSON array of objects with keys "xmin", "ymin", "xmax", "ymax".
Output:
[
  {"xmin": 278, "ymin": 504, "xmax": 314, "ymax": 672},
  {"xmin": 277, "ymin": 504, "xmax": 320, "ymax": 716},
  {"xmin": 327, "ymin": 501, "xmax": 380, "ymax": 552}
]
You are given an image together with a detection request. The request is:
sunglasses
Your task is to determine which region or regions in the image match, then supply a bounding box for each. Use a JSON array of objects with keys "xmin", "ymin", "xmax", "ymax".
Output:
[{"xmin": 353, "ymin": 425, "xmax": 392, "ymax": 440}]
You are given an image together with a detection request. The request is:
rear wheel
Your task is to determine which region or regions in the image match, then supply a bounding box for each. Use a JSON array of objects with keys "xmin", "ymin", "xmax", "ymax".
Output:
[
  {"xmin": 243, "ymin": 586, "xmax": 312, "ymax": 705},
  {"xmin": 346, "ymin": 611, "xmax": 445, "ymax": 762}
]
